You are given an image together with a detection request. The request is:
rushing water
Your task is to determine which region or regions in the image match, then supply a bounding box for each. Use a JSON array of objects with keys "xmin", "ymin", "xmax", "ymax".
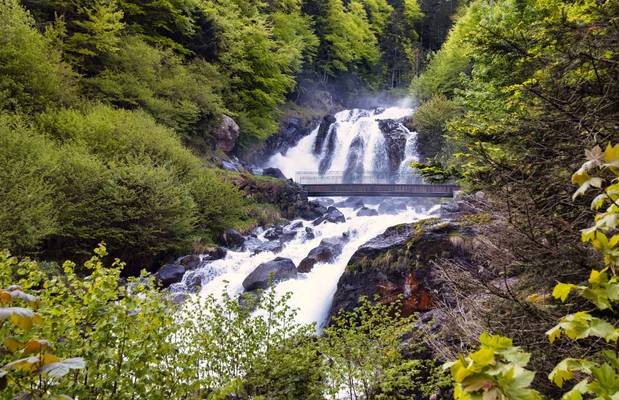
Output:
[{"xmin": 176, "ymin": 105, "xmax": 439, "ymax": 331}]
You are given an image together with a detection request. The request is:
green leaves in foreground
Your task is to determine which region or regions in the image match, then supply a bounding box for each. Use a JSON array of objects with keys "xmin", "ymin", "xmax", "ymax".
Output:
[{"xmin": 446, "ymin": 333, "xmax": 543, "ymax": 400}]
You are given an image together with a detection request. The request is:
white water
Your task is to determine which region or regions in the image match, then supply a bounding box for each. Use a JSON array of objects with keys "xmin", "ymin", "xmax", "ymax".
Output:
[
  {"xmin": 178, "ymin": 105, "xmax": 438, "ymax": 331},
  {"xmin": 267, "ymin": 106, "xmax": 417, "ymax": 181}
]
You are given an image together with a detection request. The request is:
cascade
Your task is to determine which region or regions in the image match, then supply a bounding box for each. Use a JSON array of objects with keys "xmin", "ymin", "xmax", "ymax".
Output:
[{"xmin": 176, "ymin": 105, "xmax": 438, "ymax": 331}]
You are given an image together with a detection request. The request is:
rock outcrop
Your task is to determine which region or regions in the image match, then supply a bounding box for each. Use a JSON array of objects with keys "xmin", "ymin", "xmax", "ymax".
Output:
[
  {"xmin": 298, "ymin": 235, "xmax": 349, "ymax": 273},
  {"xmin": 328, "ymin": 218, "xmax": 476, "ymax": 320},
  {"xmin": 377, "ymin": 119, "xmax": 408, "ymax": 175},
  {"xmin": 213, "ymin": 115, "xmax": 240, "ymax": 153},
  {"xmin": 155, "ymin": 263, "xmax": 185, "ymax": 287},
  {"xmin": 313, "ymin": 115, "xmax": 337, "ymax": 154},
  {"xmin": 242, "ymin": 257, "xmax": 298, "ymax": 291},
  {"xmin": 312, "ymin": 206, "xmax": 345, "ymax": 225},
  {"xmin": 221, "ymin": 228, "xmax": 245, "ymax": 250}
]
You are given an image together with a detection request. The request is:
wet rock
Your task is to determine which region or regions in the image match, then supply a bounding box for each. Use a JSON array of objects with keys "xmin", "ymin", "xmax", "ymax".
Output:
[
  {"xmin": 221, "ymin": 228, "xmax": 245, "ymax": 250},
  {"xmin": 313, "ymin": 206, "xmax": 345, "ymax": 225},
  {"xmin": 178, "ymin": 254, "xmax": 201, "ymax": 270},
  {"xmin": 264, "ymin": 226, "xmax": 284, "ymax": 240},
  {"xmin": 298, "ymin": 236, "xmax": 349, "ymax": 273},
  {"xmin": 263, "ymin": 167, "xmax": 287, "ymax": 180},
  {"xmin": 184, "ymin": 270, "xmax": 204, "ymax": 292},
  {"xmin": 357, "ymin": 207, "xmax": 378, "ymax": 217},
  {"xmin": 377, "ymin": 119, "xmax": 408, "ymax": 175},
  {"xmin": 288, "ymin": 221, "xmax": 304, "ymax": 230},
  {"xmin": 242, "ymin": 257, "xmax": 298, "ymax": 291},
  {"xmin": 259, "ymin": 117, "xmax": 318, "ymax": 161},
  {"xmin": 242, "ymin": 236, "xmax": 263, "ymax": 252},
  {"xmin": 377, "ymin": 198, "xmax": 409, "ymax": 214},
  {"xmin": 305, "ymin": 227, "xmax": 316, "ymax": 240},
  {"xmin": 313, "ymin": 115, "xmax": 337, "ymax": 154},
  {"xmin": 314, "ymin": 198, "xmax": 335, "ymax": 208},
  {"xmin": 318, "ymin": 124, "xmax": 338, "ymax": 174},
  {"xmin": 254, "ymin": 241, "xmax": 284, "ymax": 254},
  {"xmin": 214, "ymin": 115, "xmax": 240, "ymax": 153},
  {"xmin": 204, "ymin": 246, "xmax": 227, "ymax": 261},
  {"xmin": 342, "ymin": 136, "xmax": 364, "ymax": 183},
  {"xmin": 155, "ymin": 264, "xmax": 185, "ymax": 287},
  {"xmin": 279, "ymin": 231, "xmax": 297, "ymax": 243},
  {"xmin": 299, "ymin": 200, "xmax": 328, "ymax": 220},
  {"xmin": 328, "ymin": 219, "xmax": 475, "ymax": 321},
  {"xmin": 335, "ymin": 197, "xmax": 364, "ymax": 210}
]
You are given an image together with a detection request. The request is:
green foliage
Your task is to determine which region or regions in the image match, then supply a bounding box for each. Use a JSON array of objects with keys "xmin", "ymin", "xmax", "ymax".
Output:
[
  {"xmin": 0, "ymin": 284, "xmax": 84, "ymax": 398},
  {"xmin": 412, "ymin": 93, "xmax": 460, "ymax": 159},
  {"xmin": 0, "ymin": 0, "xmax": 77, "ymax": 113}
]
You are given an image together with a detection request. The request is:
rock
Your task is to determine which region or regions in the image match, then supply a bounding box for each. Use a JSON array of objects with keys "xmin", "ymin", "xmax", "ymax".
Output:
[
  {"xmin": 155, "ymin": 264, "xmax": 186, "ymax": 287},
  {"xmin": 178, "ymin": 254, "xmax": 201, "ymax": 270},
  {"xmin": 298, "ymin": 236, "xmax": 349, "ymax": 273},
  {"xmin": 314, "ymin": 198, "xmax": 335, "ymax": 207},
  {"xmin": 377, "ymin": 119, "xmax": 408, "ymax": 175},
  {"xmin": 242, "ymin": 257, "xmax": 297, "ymax": 291},
  {"xmin": 221, "ymin": 228, "xmax": 245, "ymax": 250},
  {"xmin": 313, "ymin": 115, "xmax": 337, "ymax": 154},
  {"xmin": 305, "ymin": 227, "xmax": 316, "ymax": 240},
  {"xmin": 214, "ymin": 115, "xmax": 240, "ymax": 153},
  {"xmin": 377, "ymin": 198, "xmax": 409, "ymax": 214},
  {"xmin": 259, "ymin": 117, "xmax": 318, "ymax": 161},
  {"xmin": 374, "ymin": 107, "xmax": 385, "ymax": 115},
  {"xmin": 204, "ymin": 246, "xmax": 227, "ymax": 261},
  {"xmin": 279, "ymin": 231, "xmax": 297, "ymax": 243},
  {"xmin": 263, "ymin": 167, "xmax": 287, "ymax": 180},
  {"xmin": 328, "ymin": 219, "xmax": 475, "ymax": 321},
  {"xmin": 242, "ymin": 236, "xmax": 263, "ymax": 252},
  {"xmin": 313, "ymin": 206, "xmax": 345, "ymax": 225},
  {"xmin": 288, "ymin": 221, "xmax": 304, "ymax": 230},
  {"xmin": 183, "ymin": 270, "xmax": 203, "ymax": 292},
  {"xmin": 357, "ymin": 207, "xmax": 378, "ymax": 217},
  {"xmin": 342, "ymin": 136, "xmax": 364, "ymax": 183},
  {"xmin": 254, "ymin": 241, "xmax": 284, "ymax": 254},
  {"xmin": 299, "ymin": 200, "xmax": 328, "ymax": 220},
  {"xmin": 264, "ymin": 226, "xmax": 284, "ymax": 240},
  {"xmin": 335, "ymin": 197, "xmax": 364, "ymax": 210}
]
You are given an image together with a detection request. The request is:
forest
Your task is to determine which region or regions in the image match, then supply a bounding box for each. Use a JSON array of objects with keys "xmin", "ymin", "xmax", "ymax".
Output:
[{"xmin": 1, "ymin": 0, "xmax": 618, "ymax": 398}]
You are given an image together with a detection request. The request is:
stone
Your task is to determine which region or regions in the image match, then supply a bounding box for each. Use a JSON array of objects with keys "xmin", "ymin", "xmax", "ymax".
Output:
[
  {"xmin": 304, "ymin": 227, "xmax": 316, "ymax": 240},
  {"xmin": 221, "ymin": 228, "xmax": 245, "ymax": 250},
  {"xmin": 178, "ymin": 254, "xmax": 201, "ymax": 270},
  {"xmin": 263, "ymin": 167, "xmax": 287, "ymax": 180},
  {"xmin": 298, "ymin": 236, "xmax": 348, "ymax": 273},
  {"xmin": 204, "ymin": 246, "xmax": 227, "ymax": 261},
  {"xmin": 242, "ymin": 257, "xmax": 297, "ymax": 291},
  {"xmin": 328, "ymin": 219, "xmax": 475, "ymax": 322},
  {"xmin": 335, "ymin": 197, "xmax": 365, "ymax": 210},
  {"xmin": 213, "ymin": 115, "xmax": 240, "ymax": 153},
  {"xmin": 313, "ymin": 115, "xmax": 337, "ymax": 154},
  {"xmin": 377, "ymin": 198, "xmax": 409, "ymax": 214},
  {"xmin": 312, "ymin": 206, "xmax": 345, "ymax": 225},
  {"xmin": 377, "ymin": 119, "xmax": 408, "ymax": 175},
  {"xmin": 254, "ymin": 241, "xmax": 284, "ymax": 254},
  {"xmin": 279, "ymin": 231, "xmax": 297, "ymax": 243},
  {"xmin": 299, "ymin": 200, "xmax": 328, "ymax": 220},
  {"xmin": 155, "ymin": 263, "xmax": 186, "ymax": 287},
  {"xmin": 357, "ymin": 207, "xmax": 378, "ymax": 217},
  {"xmin": 264, "ymin": 226, "xmax": 284, "ymax": 240}
]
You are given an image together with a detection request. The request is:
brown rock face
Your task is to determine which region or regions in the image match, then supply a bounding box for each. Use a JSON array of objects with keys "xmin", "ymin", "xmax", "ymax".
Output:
[
  {"xmin": 328, "ymin": 219, "xmax": 476, "ymax": 321},
  {"xmin": 213, "ymin": 115, "xmax": 240, "ymax": 153}
]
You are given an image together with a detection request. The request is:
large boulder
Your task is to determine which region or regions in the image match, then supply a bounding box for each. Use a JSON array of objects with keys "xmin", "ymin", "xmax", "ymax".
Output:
[
  {"xmin": 377, "ymin": 119, "xmax": 408, "ymax": 175},
  {"xmin": 213, "ymin": 115, "xmax": 240, "ymax": 153},
  {"xmin": 357, "ymin": 207, "xmax": 378, "ymax": 217},
  {"xmin": 313, "ymin": 206, "xmax": 345, "ymax": 225},
  {"xmin": 298, "ymin": 235, "xmax": 349, "ymax": 273},
  {"xmin": 203, "ymin": 246, "xmax": 227, "ymax": 261},
  {"xmin": 242, "ymin": 257, "xmax": 298, "ymax": 291},
  {"xmin": 221, "ymin": 228, "xmax": 245, "ymax": 250},
  {"xmin": 254, "ymin": 241, "xmax": 284, "ymax": 254},
  {"xmin": 155, "ymin": 264, "xmax": 186, "ymax": 287},
  {"xmin": 263, "ymin": 167, "xmax": 287, "ymax": 180},
  {"xmin": 299, "ymin": 200, "xmax": 328, "ymax": 220},
  {"xmin": 335, "ymin": 197, "xmax": 365, "ymax": 210},
  {"xmin": 328, "ymin": 219, "xmax": 476, "ymax": 321}
]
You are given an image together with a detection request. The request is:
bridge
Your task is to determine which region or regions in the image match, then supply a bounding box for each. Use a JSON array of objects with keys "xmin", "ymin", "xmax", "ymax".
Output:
[{"xmin": 295, "ymin": 172, "xmax": 459, "ymax": 198}]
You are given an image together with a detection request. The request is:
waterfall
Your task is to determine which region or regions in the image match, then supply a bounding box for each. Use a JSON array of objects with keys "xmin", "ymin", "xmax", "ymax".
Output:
[{"xmin": 178, "ymin": 105, "xmax": 437, "ymax": 332}]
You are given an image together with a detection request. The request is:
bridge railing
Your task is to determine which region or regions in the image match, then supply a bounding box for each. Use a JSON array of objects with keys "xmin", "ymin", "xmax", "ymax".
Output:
[{"xmin": 295, "ymin": 171, "xmax": 425, "ymax": 185}]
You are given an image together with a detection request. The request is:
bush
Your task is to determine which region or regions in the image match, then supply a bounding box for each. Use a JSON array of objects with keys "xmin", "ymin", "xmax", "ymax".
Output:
[
  {"xmin": 411, "ymin": 93, "xmax": 459, "ymax": 159},
  {"xmin": 0, "ymin": 0, "xmax": 77, "ymax": 113},
  {"xmin": 0, "ymin": 115, "xmax": 58, "ymax": 254}
]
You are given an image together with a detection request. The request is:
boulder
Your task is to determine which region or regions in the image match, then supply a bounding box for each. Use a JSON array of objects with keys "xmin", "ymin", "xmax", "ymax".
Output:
[
  {"xmin": 287, "ymin": 221, "xmax": 304, "ymax": 230},
  {"xmin": 155, "ymin": 264, "xmax": 186, "ymax": 287},
  {"xmin": 178, "ymin": 254, "xmax": 201, "ymax": 270},
  {"xmin": 313, "ymin": 115, "xmax": 337, "ymax": 154},
  {"xmin": 298, "ymin": 236, "xmax": 348, "ymax": 273},
  {"xmin": 313, "ymin": 206, "xmax": 345, "ymax": 225},
  {"xmin": 214, "ymin": 115, "xmax": 240, "ymax": 153},
  {"xmin": 263, "ymin": 167, "xmax": 287, "ymax": 180},
  {"xmin": 254, "ymin": 241, "xmax": 284, "ymax": 254},
  {"xmin": 378, "ymin": 199, "xmax": 409, "ymax": 214},
  {"xmin": 221, "ymin": 228, "xmax": 245, "ymax": 250},
  {"xmin": 335, "ymin": 197, "xmax": 364, "ymax": 210},
  {"xmin": 203, "ymin": 246, "xmax": 227, "ymax": 261},
  {"xmin": 264, "ymin": 226, "xmax": 284, "ymax": 240},
  {"xmin": 328, "ymin": 219, "xmax": 476, "ymax": 321},
  {"xmin": 242, "ymin": 236, "xmax": 263, "ymax": 253},
  {"xmin": 279, "ymin": 231, "xmax": 297, "ymax": 243},
  {"xmin": 242, "ymin": 257, "xmax": 298, "ymax": 291},
  {"xmin": 299, "ymin": 200, "xmax": 328, "ymax": 220},
  {"xmin": 357, "ymin": 207, "xmax": 378, "ymax": 217},
  {"xmin": 377, "ymin": 119, "xmax": 408, "ymax": 175},
  {"xmin": 304, "ymin": 227, "xmax": 316, "ymax": 240}
]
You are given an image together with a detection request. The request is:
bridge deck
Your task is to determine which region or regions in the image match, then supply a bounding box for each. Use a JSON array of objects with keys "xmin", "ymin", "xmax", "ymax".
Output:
[{"xmin": 303, "ymin": 183, "xmax": 459, "ymax": 197}]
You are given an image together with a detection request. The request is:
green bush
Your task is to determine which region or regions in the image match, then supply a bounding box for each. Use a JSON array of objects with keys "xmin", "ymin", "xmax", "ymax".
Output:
[
  {"xmin": 0, "ymin": 0, "xmax": 77, "ymax": 113},
  {"xmin": 0, "ymin": 115, "xmax": 58, "ymax": 254},
  {"xmin": 412, "ymin": 94, "xmax": 460, "ymax": 159}
]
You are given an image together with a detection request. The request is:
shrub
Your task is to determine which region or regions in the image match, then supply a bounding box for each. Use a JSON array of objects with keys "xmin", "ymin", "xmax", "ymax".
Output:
[
  {"xmin": 0, "ymin": 115, "xmax": 58, "ymax": 254},
  {"xmin": 411, "ymin": 93, "xmax": 460, "ymax": 159},
  {"xmin": 0, "ymin": 0, "xmax": 77, "ymax": 113}
]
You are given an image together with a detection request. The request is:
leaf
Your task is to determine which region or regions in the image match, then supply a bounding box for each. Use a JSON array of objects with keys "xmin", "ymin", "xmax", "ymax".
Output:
[
  {"xmin": 471, "ymin": 348, "xmax": 495, "ymax": 367},
  {"xmin": 547, "ymin": 325, "xmax": 561, "ymax": 344},
  {"xmin": 479, "ymin": 333, "xmax": 512, "ymax": 350},
  {"xmin": 3, "ymin": 337, "xmax": 22, "ymax": 353},
  {"xmin": 40, "ymin": 357, "xmax": 85, "ymax": 379},
  {"xmin": 0, "ymin": 307, "xmax": 35, "ymax": 331},
  {"xmin": 552, "ymin": 283, "xmax": 576, "ymax": 302},
  {"xmin": 0, "ymin": 290, "xmax": 11, "ymax": 305},
  {"xmin": 23, "ymin": 340, "xmax": 52, "ymax": 355},
  {"xmin": 603, "ymin": 143, "xmax": 619, "ymax": 163}
]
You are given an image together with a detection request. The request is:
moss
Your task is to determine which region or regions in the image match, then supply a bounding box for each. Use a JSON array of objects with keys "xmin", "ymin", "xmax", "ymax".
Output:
[{"xmin": 459, "ymin": 212, "xmax": 493, "ymax": 226}]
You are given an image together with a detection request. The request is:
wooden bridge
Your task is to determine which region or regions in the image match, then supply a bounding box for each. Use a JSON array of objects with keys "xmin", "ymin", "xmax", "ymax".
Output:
[{"xmin": 295, "ymin": 172, "xmax": 459, "ymax": 198}]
